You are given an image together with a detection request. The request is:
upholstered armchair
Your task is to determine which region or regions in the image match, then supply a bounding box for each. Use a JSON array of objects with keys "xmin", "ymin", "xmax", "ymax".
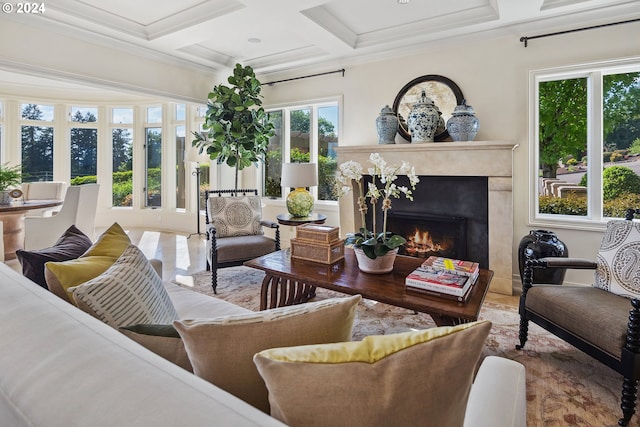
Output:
[
  {"xmin": 205, "ymin": 189, "xmax": 280, "ymax": 294},
  {"xmin": 516, "ymin": 208, "xmax": 640, "ymax": 426}
]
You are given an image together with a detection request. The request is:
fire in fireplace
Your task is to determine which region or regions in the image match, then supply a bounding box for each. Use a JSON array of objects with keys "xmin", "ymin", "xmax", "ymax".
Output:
[{"xmin": 387, "ymin": 211, "xmax": 467, "ymax": 260}]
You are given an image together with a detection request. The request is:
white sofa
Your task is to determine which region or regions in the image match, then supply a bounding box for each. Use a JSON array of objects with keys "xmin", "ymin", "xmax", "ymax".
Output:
[{"xmin": 0, "ymin": 262, "xmax": 526, "ymax": 426}]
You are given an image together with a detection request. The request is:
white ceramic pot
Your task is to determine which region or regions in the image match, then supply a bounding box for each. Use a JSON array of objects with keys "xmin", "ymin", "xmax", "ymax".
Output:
[{"xmin": 354, "ymin": 247, "xmax": 399, "ymax": 274}]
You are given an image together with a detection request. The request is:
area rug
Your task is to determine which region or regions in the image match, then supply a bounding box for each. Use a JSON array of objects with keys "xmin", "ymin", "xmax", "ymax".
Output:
[{"xmin": 175, "ymin": 267, "xmax": 633, "ymax": 427}]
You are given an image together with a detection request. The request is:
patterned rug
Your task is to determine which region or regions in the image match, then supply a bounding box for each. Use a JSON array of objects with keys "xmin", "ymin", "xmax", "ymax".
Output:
[{"xmin": 174, "ymin": 266, "xmax": 632, "ymax": 427}]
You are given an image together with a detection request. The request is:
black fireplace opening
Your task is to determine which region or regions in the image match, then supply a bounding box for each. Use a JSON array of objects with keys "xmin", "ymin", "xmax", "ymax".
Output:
[
  {"xmin": 361, "ymin": 175, "xmax": 489, "ymax": 268},
  {"xmin": 387, "ymin": 211, "xmax": 467, "ymax": 260}
]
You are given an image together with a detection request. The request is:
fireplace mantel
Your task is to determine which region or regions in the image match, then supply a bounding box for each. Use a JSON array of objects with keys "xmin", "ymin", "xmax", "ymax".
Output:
[{"xmin": 336, "ymin": 141, "xmax": 518, "ymax": 295}]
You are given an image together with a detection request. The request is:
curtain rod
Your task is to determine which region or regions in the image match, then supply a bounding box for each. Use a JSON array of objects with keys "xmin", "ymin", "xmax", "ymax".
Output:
[
  {"xmin": 262, "ymin": 68, "xmax": 345, "ymax": 86},
  {"xmin": 520, "ymin": 18, "xmax": 640, "ymax": 47}
]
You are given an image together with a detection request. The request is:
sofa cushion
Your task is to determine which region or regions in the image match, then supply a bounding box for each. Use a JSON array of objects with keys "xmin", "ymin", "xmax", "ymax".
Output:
[
  {"xmin": 69, "ymin": 244, "xmax": 178, "ymax": 329},
  {"xmin": 120, "ymin": 324, "xmax": 192, "ymax": 372},
  {"xmin": 44, "ymin": 222, "xmax": 131, "ymax": 303},
  {"xmin": 526, "ymin": 284, "xmax": 630, "ymax": 359},
  {"xmin": 174, "ymin": 294, "xmax": 361, "ymax": 413},
  {"xmin": 208, "ymin": 196, "xmax": 263, "ymax": 238},
  {"xmin": 595, "ymin": 219, "xmax": 640, "ymax": 298},
  {"xmin": 15, "ymin": 225, "xmax": 92, "ymax": 289},
  {"xmin": 253, "ymin": 320, "xmax": 492, "ymax": 427}
]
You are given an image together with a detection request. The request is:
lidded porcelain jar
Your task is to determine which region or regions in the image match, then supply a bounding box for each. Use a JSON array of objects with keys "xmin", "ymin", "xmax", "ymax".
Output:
[
  {"xmin": 446, "ymin": 100, "xmax": 480, "ymax": 141},
  {"xmin": 375, "ymin": 105, "xmax": 398, "ymax": 144},
  {"xmin": 407, "ymin": 90, "xmax": 439, "ymax": 143}
]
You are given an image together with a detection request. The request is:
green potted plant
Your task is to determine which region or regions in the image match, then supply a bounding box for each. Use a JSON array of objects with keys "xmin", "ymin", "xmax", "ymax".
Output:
[
  {"xmin": 0, "ymin": 162, "xmax": 22, "ymax": 205},
  {"xmin": 192, "ymin": 63, "xmax": 275, "ymax": 192}
]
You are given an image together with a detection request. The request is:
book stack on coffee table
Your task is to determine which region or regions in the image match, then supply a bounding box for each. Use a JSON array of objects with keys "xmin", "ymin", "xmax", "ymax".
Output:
[{"xmin": 405, "ymin": 256, "xmax": 480, "ymax": 302}]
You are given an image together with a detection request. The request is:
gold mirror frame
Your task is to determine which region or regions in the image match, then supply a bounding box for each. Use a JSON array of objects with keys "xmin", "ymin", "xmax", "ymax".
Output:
[{"xmin": 392, "ymin": 75, "xmax": 464, "ymax": 142}]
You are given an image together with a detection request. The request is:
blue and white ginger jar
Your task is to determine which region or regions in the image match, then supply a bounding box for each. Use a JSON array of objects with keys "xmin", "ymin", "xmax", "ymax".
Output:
[
  {"xmin": 375, "ymin": 105, "xmax": 398, "ymax": 144},
  {"xmin": 446, "ymin": 100, "xmax": 480, "ymax": 141},
  {"xmin": 407, "ymin": 90, "xmax": 439, "ymax": 143}
]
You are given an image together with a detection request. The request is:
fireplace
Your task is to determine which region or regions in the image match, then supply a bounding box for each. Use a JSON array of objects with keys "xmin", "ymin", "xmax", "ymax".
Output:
[
  {"xmin": 364, "ymin": 174, "xmax": 488, "ymax": 268},
  {"xmin": 336, "ymin": 141, "xmax": 517, "ymax": 295},
  {"xmin": 387, "ymin": 212, "xmax": 467, "ymax": 260}
]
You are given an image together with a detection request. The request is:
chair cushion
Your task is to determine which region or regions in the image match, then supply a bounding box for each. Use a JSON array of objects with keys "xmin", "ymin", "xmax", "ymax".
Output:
[
  {"xmin": 595, "ymin": 219, "xmax": 640, "ymax": 298},
  {"xmin": 207, "ymin": 234, "xmax": 277, "ymax": 264},
  {"xmin": 173, "ymin": 294, "xmax": 361, "ymax": 413},
  {"xmin": 69, "ymin": 244, "xmax": 178, "ymax": 329},
  {"xmin": 15, "ymin": 225, "xmax": 92, "ymax": 289},
  {"xmin": 44, "ymin": 223, "xmax": 131, "ymax": 303},
  {"xmin": 526, "ymin": 285, "xmax": 631, "ymax": 358},
  {"xmin": 253, "ymin": 320, "xmax": 492, "ymax": 427},
  {"xmin": 207, "ymin": 196, "xmax": 263, "ymax": 238}
]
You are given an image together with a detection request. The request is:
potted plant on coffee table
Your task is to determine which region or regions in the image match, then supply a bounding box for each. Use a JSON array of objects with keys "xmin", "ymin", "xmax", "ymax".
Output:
[{"xmin": 0, "ymin": 163, "xmax": 22, "ymax": 205}]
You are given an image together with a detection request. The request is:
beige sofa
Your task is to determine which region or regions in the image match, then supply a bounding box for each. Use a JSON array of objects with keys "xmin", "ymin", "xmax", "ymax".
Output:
[{"xmin": 0, "ymin": 260, "xmax": 526, "ymax": 427}]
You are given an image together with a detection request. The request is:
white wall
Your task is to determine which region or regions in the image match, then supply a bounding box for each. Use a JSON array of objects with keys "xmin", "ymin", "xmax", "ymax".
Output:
[{"xmin": 261, "ymin": 22, "xmax": 640, "ymax": 287}]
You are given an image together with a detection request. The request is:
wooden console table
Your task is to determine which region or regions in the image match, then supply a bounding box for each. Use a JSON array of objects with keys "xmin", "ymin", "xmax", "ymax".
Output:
[
  {"xmin": 0, "ymin": 200, "xmax": 63, "ymax": 260},
  {"xmin": 245, "ymin": 248, "xmax": 492, "ymax": 326}
]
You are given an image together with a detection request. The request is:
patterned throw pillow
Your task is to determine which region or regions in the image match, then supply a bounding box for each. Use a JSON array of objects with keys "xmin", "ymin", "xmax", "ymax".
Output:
[
  {"xmin": 207, "ymin": 196, "xmax": 263, "ymax": 238},
  {"xmin": 595, "ymin": 219, "xmax": 640, "ymax": 298},
  {"xmin": 253, "ymin": 321, "xmax": 492, "ymax": 427},
  {"xmin": 69, "ymin": 244, "xmax": 178, "ymax": 329}
]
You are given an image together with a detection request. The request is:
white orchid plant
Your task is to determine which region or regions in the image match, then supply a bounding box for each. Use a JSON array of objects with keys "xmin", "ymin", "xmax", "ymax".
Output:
[{"xmin": 336, "ymin": 153, "xmax": 419, "ymax": 259}]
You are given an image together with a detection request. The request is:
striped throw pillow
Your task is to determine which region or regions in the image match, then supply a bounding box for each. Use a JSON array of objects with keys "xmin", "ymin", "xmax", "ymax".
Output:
[{"xmin": 70, "ymin": 245, "xmax": 178, "ymax": 328}]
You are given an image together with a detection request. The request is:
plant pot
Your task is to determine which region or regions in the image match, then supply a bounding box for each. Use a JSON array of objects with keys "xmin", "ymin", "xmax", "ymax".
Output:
[
  {"xmin": 354, "ymin": 247, "xmax": 398, "ymax": 274},
  {"xmin": 517, "ymin": 229, "xmax": 568, "ymax": 285}
]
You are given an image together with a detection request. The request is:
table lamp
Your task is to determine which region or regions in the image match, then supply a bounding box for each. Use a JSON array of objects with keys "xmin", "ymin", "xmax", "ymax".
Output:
[{"xmin": 281, "ymin": 162, "xmax": 317, "ymax": 217}]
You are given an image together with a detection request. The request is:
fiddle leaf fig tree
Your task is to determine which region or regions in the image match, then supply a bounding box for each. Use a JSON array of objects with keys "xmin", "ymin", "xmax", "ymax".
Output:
[{"xmin": 192, "ymin": 63, "xmax": 274, "ymax": 192}]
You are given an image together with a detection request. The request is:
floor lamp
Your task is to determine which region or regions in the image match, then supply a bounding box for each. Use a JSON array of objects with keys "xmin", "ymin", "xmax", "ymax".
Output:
[{"xmin": 185, "ymin": 148, "xmax": 205, "ymax": 239}]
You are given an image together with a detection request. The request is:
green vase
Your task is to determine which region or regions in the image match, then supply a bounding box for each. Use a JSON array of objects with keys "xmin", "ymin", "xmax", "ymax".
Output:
[{"xmin": 286, "ymin": 188, "xmax": 314, "ymax": 217}]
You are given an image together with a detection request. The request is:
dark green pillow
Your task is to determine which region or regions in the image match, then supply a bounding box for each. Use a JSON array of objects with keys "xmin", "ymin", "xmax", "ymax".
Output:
[{"xmin": 16, "ymin": 225, "xmax": 92, "ymax": 289}]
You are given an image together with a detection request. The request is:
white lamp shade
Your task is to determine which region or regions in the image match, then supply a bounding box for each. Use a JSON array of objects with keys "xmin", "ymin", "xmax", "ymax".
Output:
[
  {"xmin": 281, "ymin": 163, "xmax": 318, "ymax": 188},
  {"xmin": 184, "ymin": 146, "xmax": 209, "ymax": 164}
]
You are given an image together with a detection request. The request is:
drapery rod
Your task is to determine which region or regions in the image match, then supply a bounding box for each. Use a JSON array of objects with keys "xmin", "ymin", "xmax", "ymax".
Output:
[
  {"xmin": 262, "ymin": 68, "xmax": 345, "ymax": 86},
  {"xmin": 520, "ymin": 18, "xmax": 640, "ymax": 47}
]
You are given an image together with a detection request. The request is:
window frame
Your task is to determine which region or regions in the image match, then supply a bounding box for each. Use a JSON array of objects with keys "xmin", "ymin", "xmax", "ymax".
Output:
[
  {"xmin": 529, "ymin": 57, "xmax": 640, "ymax": 230},
  {"xmin": 262, "ymin": 97, "xmax": 341, "ymax": 205}
]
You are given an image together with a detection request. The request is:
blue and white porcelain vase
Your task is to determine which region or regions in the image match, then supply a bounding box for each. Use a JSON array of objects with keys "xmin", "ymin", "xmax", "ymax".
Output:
[
  {"xmin": 446, "ymin": 100, "xmax": 480, "ymax": 141},
  {"xmin": 375, "ymin": 105, "xmax": 398, "ymax": 144},
  {"xmin": 407, "ymin": 90, "xmax": 439, "ymax": 143}
]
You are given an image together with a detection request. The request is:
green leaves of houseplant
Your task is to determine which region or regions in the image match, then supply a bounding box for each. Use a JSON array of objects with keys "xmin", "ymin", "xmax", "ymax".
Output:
[{"xmin": 192, "ymin": 64, "xmax": 274, "ymax": 191}]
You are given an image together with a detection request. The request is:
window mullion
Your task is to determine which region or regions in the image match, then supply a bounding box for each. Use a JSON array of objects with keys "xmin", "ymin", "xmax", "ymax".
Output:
[{"xmin": 588, "ymin": 72, "xmax": 604, "ymax": 221}]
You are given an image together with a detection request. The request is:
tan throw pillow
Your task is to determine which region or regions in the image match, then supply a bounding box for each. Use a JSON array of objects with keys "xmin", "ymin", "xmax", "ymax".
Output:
[
  {"xmin": 254, "ymin": 320, "xmax": 492, "ymax": 427},
  {"xmin": 120, "ymin": 324, "xmax": 192, "ymax": 372},
  {"xmin": 173, "ymin": 294, "xmax": 361, "ymax": 413},
  {"xmin": 595, "ymin": 219, "xmax": 640, "ymax": 298},
  {"xmin": 69, "ymin": 244, "xmax": 178, "ymax": 329},
  {"xmin": 207, "ymin": 195, "xmax": 263, "ymax": 238}
]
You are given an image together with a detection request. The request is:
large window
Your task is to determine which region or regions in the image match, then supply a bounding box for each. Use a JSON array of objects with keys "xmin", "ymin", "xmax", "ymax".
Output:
[
  {"xmin": 532, "ymin": 60, "xmax": 640, "ymax": 224},
  {"xmin": 175, "ymin": 104, "xmax": 186, "ymax": 209},
  {"xmin": 264, "ymin": 101, "xmax": 339, "ymax": 201},
  {"xmin": 21, "ymin": 103, "xmax": 54, "ymax": 182},
  {"xmin": 112, "ymin": 107, "xmax": 134, "ymax": 207},
  {"xmin": 70, "ymin": 106, "xmax": 98, "ymax": 182}
]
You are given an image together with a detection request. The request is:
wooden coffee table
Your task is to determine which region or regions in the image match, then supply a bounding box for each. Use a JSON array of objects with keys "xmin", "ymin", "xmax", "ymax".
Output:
[{"xmin": 244, "ymin": 247, "xmax": 493, "ymax": 326}]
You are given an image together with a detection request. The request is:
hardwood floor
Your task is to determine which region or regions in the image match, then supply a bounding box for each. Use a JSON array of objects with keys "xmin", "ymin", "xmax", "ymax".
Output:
[{"xmin": 7, "ymin": 226, "xmax": 520, "ymax": 308}]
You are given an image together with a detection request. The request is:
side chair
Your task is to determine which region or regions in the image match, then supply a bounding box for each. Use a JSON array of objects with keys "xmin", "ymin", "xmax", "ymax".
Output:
[
  {"xmin": 516, "ymin": 208, "xmax": 640, "ymax": 426},
  {"xmin": 204, "ymin": 189, "xmax": 280, "ymax": 294}
]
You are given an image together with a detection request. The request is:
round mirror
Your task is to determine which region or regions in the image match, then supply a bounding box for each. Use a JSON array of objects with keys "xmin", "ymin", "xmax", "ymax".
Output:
[{"xmin": 392, "ymin": 75, "xmax": 464, "ymax": 142}]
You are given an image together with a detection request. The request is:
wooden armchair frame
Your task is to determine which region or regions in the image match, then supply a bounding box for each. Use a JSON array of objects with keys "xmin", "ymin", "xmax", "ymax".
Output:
[
  {"xmin": 516, "ymin": 209, "xmax": 640, "ymax": 426},
  {"xmin": 204, "ymin": 189, "xmax": 280, "ymax": 294}
]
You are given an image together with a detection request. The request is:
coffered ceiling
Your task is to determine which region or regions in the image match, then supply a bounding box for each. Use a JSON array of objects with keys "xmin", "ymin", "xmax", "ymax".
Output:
[{"xmin": 3, "ymin": 0, "xmax": 639, "ymax": 75}]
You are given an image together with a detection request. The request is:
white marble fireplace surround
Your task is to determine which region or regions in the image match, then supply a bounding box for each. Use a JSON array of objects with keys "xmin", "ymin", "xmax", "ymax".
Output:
[{"xmin": 336, "ymin": 141, "xmax": 518, "ymax": 295}]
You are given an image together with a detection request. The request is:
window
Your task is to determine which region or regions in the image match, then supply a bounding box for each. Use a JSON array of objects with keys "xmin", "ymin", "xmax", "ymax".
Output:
[
  {"xmin": 145, "ymin": 127, "xmax": 162, "ymax": 207},
  {"xmin": 264, "ymin": 101, "xmax": 339, "ymax": 201},
  {"xmin": 70, "ymin": 106, "xmax": 98, "ymax": 182},
  {"xmin": 175, "ymin": 104, "xmax": 186, "ymax": 209},
  {"xmin": 21, "ymin": 103, "xmax": 54, "ymax": 182},
  {"xmin": 532, "ymin": 60, "xmax": 640, "ymax": 224},
  {"xmin": 112, "ymin": 107, "xmax": 134, "ymax": 207}
]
